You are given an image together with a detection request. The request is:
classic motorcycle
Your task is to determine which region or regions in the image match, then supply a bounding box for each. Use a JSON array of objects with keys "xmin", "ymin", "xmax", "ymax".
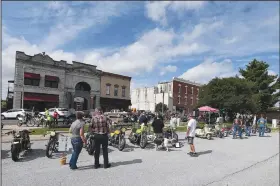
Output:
[
  {"xmin": 17, "ymin": 113, "xmax": 35, "ymax": 127},
  {"xmin": 85, "ymin": 132, "xmax": 95, "ymax": 155},
  {"xmin": 108, "ymin": 127, "xmax": 126, "ymax": 151},
  {"xmin": 45, "ymin": 131, "xmax": 59, "ymax": 158},
  {"xmin": 165, "ymin": 126, "xmax": 179, "ymax": 142},
  {"xmin": 6, "ymin": 130, "xmax": 33, "ymax": 161},
  {"xmin": 128, "ymin": 123, "xmax": 148, "ymax": 149},
  {"xmin": 1, "ymin": 122, "xmax": 3, "ymax": 129},
  {"xmin": 251, "ymin": 126, "xmax": 272, "ymax": 134}
]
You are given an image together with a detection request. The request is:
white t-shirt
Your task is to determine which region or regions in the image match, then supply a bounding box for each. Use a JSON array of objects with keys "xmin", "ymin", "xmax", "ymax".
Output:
[{"xmin": 187, "ymin": 118, "xmax": 197, "ymax": 137}]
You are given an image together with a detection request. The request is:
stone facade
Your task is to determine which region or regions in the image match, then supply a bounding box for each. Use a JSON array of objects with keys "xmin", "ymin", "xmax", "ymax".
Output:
[{"xmin": 13, "ymin": 51, "xmax": 101, "ymax": 110}]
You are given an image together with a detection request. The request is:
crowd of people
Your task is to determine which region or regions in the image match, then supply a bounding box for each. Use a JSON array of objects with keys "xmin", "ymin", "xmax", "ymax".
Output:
[{"xmin": 67, "ymin": 109, "xmax": 269, "ymax": 170}]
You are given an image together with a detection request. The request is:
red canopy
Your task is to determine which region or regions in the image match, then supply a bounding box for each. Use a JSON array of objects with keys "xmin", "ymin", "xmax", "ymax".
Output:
[
  {"xmin": 24, "ymin": 72, "xmax": 40, "ymax": 79},
  {"xmin": 45, "ymin": 75, "xmax": 59, "ymax": 81},
  {"xmin": 24, "ymin": 93, "xmax": 59, "ymax": 102},
  {"xmin": 198, "ymin": 106, "xmax": 219, "ymax": 112}
]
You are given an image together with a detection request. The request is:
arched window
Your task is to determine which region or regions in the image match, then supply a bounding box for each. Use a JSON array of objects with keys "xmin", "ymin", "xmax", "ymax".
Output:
[{"xmin": 75, "ymin": 82, "xmax": 91, "ymax": 92}]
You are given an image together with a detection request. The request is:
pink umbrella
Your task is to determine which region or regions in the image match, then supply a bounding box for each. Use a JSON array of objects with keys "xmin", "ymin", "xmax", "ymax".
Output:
[{"xmin": 198, "ymin": 106, "xmax": 219, "ymax": 112}]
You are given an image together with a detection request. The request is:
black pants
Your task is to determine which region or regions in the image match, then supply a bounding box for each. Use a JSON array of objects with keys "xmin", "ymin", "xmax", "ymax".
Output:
[
  {"xmin": 54, "ymin": 118, "xmax": 58, "ymax": 125},
  {"xmin": 94, "ymin": 134, "xmax": 109, "ymax": 166}
]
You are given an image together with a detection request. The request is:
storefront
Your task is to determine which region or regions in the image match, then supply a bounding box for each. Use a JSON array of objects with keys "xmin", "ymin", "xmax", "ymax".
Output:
[
  {"xmin": 23, "ymin": 92, "xmax": 59, "ymax": 111},
  {"xmin": 100, "ymin": 97, "xmax": 131, "ymax": 112}
]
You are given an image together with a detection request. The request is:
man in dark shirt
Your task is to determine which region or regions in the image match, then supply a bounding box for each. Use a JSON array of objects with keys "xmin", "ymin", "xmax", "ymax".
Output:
[
  {"xmin": 152, "ymin": 113, "xmax": 164, "ymax": 135},
  {"xmin": 139, "ymin": 112, "xmax": 148, "ymax": 126},
  {"xmin": 89, "ymin": 108, "xmax": 111, "ymax": 169}
]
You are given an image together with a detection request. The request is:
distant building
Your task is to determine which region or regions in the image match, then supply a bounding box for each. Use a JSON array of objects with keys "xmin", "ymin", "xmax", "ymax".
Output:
[
  {"xmin": 131, "ymin": 77, "xmax": 202, "ymax": 113},
  {"xmin": 100, "ymin": 72, "xmax": 131, "ymax": 112}
]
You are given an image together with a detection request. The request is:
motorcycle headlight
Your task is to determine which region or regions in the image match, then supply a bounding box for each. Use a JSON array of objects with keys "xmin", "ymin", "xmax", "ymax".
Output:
[
  {"xmin": 16, "ymin": 134, "xmax": 21, "ymax": 138},
  {"xmin": 50, "ymin": 131, "xmax": 56, "ymax": 136}
]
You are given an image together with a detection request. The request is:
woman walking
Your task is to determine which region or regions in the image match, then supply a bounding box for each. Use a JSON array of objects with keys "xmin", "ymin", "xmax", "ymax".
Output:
[{"xmin": 69, "ymin": 111, "xmax": 86, "ymax": 170}]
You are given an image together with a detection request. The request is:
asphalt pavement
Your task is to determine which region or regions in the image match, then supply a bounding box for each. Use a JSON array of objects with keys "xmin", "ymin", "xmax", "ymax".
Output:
[{"xmin": 1, "ymin": 133, "xmax": 279, "ymax": 186}]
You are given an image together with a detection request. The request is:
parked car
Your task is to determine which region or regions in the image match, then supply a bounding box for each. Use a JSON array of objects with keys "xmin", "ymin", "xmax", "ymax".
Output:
[
  {"xmin": 39, "ymin": 108, "xmax": 70, "ymax": 120},
  {"xmin": 1, "ymin": 109, "xmax": 32, "ymax": 120}
]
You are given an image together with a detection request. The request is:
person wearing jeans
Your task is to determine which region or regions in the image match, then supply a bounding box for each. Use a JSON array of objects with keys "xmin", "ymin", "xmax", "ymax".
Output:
[
  {"xmin": 69, "ymin": 111, "xmax": 86, "ymax": 170},
  {"xmin": 232, "ymin": 117, "xmax": 242, "ymax": 139},
  {"xmin": 257, "ymin": 114, "xmax": 266, "ymax": 137},
  {"xmin": 245, "ymin": 118, "xmax": 252, "ymax": 136}
]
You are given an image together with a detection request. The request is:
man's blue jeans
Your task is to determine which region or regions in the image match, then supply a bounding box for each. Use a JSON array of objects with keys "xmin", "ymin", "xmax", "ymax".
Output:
[
  {"xmin": 245, "ymin": 126, "xmax": 251, "ymax": 136},
  {"xmin": 233, "ymin": 125, "xmax": 242, "ymax": 138},
  {"xmin": 69, "ymin": 137, "xmax": 83, "ymax": 169},
  {"xmin": 259, "ymin": 125, "xmax": 265, "ymax": 137}
]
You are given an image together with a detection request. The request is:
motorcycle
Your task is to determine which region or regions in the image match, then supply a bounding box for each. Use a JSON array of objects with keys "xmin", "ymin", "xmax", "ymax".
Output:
[
  {"xmin": 84, "ymin": 132, "xmax": 95, "ymax": 155},
  {"xmin": 45, "ymin": 131, "xmax": 59, "ymax": 158},
  {"xmin": 165, "ymin": 126, "xmax": 179, "ymax": 142},
  {"xmin": 195, "ymin": 124, "xmax": 213, "ymax": 140},
  {"xmin": 251, "ymin": 126, "xmax": 272, "ymax": 134},
  {"xmin": 108, "ymin": 127, "xmax": 126, "ymax": 151},
  {"xmin": 6, "ymin": 130, "xmax": 33, "ymax": 161},
  {"xmin": 128, "ymin": 123, "xmax": 148, "ymax": 149},
  {"xmin": 17, "ymin": 113, "xmax": 35, "ymax": 127},
  {"xmin": 211, "ymin": 124, "xmax": 224, "ymax": 138}
]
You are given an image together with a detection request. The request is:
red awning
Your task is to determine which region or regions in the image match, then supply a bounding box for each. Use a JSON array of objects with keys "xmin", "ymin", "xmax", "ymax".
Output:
[
  {"xmin": 45, "ymin": 75, "xmax": 59, "ymax": 81},
  {"xmin": 24, "ymin": 72, "xmax": 40, "ymax": 79},
  {"xmin": 24, "ymin": 93, "xmax": 59, "ymax": 102}
]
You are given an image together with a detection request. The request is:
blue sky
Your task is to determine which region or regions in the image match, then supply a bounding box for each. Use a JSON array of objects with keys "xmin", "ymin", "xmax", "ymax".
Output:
[{"xmin": 2, "ymin": 1, "xmax": 279, "ymax": 99}]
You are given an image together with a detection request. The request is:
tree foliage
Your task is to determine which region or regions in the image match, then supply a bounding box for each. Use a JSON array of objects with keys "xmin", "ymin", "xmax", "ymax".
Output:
[
  {"xmin": 239, "ymin": 59, "xmax": 279, "ymax": 111},
  {"xmin": 155, "ymin": 102, "xmax": 168, "ymax": 113},
  {"xmin": 198, "ymin": 77, "xmax": 255, "ymax": 113}
]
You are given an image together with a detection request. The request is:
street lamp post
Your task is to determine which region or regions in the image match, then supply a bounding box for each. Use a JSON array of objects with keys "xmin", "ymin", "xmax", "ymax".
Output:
[{"xmin": 22, "ymin": 65, "xmax": 25, "ymax": 108}]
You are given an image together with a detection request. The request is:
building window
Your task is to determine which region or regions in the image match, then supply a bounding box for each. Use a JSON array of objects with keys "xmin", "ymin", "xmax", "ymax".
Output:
[
  {"xmin": 185, "ymin": 96, "xmax": 188, "ymax": 105},
  {"xmin": 178, "ymin": 84, "xmax": 181, "ymax": 93},
  {"xmin": 185, "ymin": 86, "xmax": 188, "ymax": 94},
  {"xmin": 178, "ymin": 97, "xmax": 180, "ymax": 104},
  {"xmin": 191, "ymin": 87, "xmax": 194, "ymax": 95},
  {"xmin": 45, "ymin": 80, "xmax": 58, "ymax": 88},
  {"xmin": 114, "ymin": 85, "xmax": 119, "ymax": 96},
  {"xmin": 24, "ymin": 78, "xmax": 40, "ymax": 86},
  {"xmin": 169, "ymin": 84, "xmax": 171, "ymax": 92},
  {"xmin": 197, "ymin": 88, "xmax": 199, "ymax": 95},
  {"xmin": 122, "ymin": 86, "xmax": 126, "ymax": 97},
  {"xmin": 106, "ymin": 84, "xmax": 111, "ymax": 95},
  {"xmin": 191, "ymin": 97, "xmax": 193, "ymax": 105}
]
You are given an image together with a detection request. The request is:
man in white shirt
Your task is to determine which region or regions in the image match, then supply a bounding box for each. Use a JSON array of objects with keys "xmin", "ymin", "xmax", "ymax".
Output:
[{"xmin": 186, "ymin": 114, "xmax": 197, "ymax": 156}]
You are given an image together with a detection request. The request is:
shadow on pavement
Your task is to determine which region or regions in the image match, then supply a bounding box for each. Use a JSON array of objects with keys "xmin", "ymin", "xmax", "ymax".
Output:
[
  {"xmin": 19, "ymin": 149, "xmax": 46, "ymax": 162},
  {"xmin": 260, "ymin": 135, "xmax": 272, "ymax": 137},
  {"xmin": 78, "ymin": 159, "xmax": 143, "ymax": 170},
  {"xmin": 1, "ymin": 150, "xmax": 10, "ymax": 159},
  {"xmin": 111, "ymin": 159, "xmax": 142, "ymax": 167},
  {"xmin": 122, "ymin": 144, "xmax": 139, "ymax": 152},
  {"xmin": 194, "ymin": 150, "xmax": 213, "ymax": 157}
]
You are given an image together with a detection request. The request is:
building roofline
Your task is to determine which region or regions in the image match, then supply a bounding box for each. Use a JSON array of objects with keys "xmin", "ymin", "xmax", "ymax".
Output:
[
  {"xmin": 172, "ymin": 77, "xmax": 202, "ymax": 86},
  {"xmin": 102, "ymin": 71, "xmax": 131, "ymax": 80}
]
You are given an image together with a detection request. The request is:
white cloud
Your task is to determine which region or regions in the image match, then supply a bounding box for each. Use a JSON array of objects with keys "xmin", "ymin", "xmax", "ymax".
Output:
[
  {"xmin": 179, "ymin": 58, "xmax": 238, "ymax": 84},
  {"xmin": 145, "ymin": 1, "xmax": 205, "ymax": 25},
  {"xmin": 160, "ymin": 65, "xmax": 177, "ymax": 76}
]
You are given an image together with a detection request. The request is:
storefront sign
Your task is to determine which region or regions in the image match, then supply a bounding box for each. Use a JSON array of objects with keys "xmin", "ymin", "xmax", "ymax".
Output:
[{"xmin": 74, "ymin": 97, "xmax": 84, "ymax": 103}]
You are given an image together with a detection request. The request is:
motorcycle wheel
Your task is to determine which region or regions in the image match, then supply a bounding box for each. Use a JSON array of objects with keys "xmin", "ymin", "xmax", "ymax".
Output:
[
  {"xmin": 206, "ymin": 134, "xmax": 212, "ymax": 140},
  {"xmin": 266, "ymin": 128, "xmax": 271, "ymax": 133},
  {"xmin": 17, "ymin": 120, "xmax": 22, "ymax": 127},
  {"xmin": 139, "ymin": 134, "xmax": 148, "ymax": 149},
  {"xmin": 223, "ymin": 132, "xmax": 228, "ymax": 137},
  {"xmin": 173, "ymin": 132, "xmax": 179, "ymax": 142},
  {"xmin": 229, "ymin": 130, "xmax": 233, "ymax": 135},
  {"xmin": 128, "ymin": 131, "xmax": 135, "ymax": 144},
  {"xmin": 219, "ymin": 132, "xmax": 223, "ymax": 138},
  {"xmin": 46, "ymin": 140, "xmax": 56, "ymax": 158},
  {"xmin": 87, "ymin": 138, "xmax": 95, "ymax": 155},
  {"xmin": 11, "ymin": 145, "xmax": 20, "ymax": 161},
  {"xmin": 118, "ymin": 136, "xmax": 126, "ymax": 151}
]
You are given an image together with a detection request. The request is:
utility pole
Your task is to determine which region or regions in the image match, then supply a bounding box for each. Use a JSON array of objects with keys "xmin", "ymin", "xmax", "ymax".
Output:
[{"xmin": 22, "ymin": 65, "xmax": 25, "ymax": 108}]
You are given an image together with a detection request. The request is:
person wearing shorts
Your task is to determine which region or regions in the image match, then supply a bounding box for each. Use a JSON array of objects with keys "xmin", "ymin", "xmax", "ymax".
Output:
[{"xmin": 186, "ymin": 114, "xmax": 197, "ymax": 155}]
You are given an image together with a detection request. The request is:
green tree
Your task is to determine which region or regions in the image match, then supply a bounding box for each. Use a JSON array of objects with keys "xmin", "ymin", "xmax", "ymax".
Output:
[
  {"xmin": 1, "ymin": 100, "xmax": 7, "ymax": 108},
  {"xmin": 198, "ymin": 77, "xmax": 255, "ymax": 113},
  {"xmin": 239, "ymin": 59, "xmax": 279, "ymax": 112},
  {"xmin": 155, "ymin": 102, "xmax": 168, "ymax": 113}
]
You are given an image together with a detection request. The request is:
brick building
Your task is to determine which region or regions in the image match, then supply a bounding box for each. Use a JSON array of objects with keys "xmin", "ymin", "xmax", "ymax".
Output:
[{"xmin": 158, "ymin": 77, "xmax": 202, "ymax": 114}]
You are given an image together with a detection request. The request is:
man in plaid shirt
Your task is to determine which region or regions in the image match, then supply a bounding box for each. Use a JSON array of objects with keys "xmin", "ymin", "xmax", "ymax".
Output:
[{"xmin": 89, "ymin": 108, "xmax": 111, "ymax": 169}]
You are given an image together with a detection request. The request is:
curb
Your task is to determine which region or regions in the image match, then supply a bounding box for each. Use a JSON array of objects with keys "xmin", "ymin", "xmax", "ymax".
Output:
[{"xmin": 1, "ymin": 138, "xmax": 49, "ymax": 143}]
